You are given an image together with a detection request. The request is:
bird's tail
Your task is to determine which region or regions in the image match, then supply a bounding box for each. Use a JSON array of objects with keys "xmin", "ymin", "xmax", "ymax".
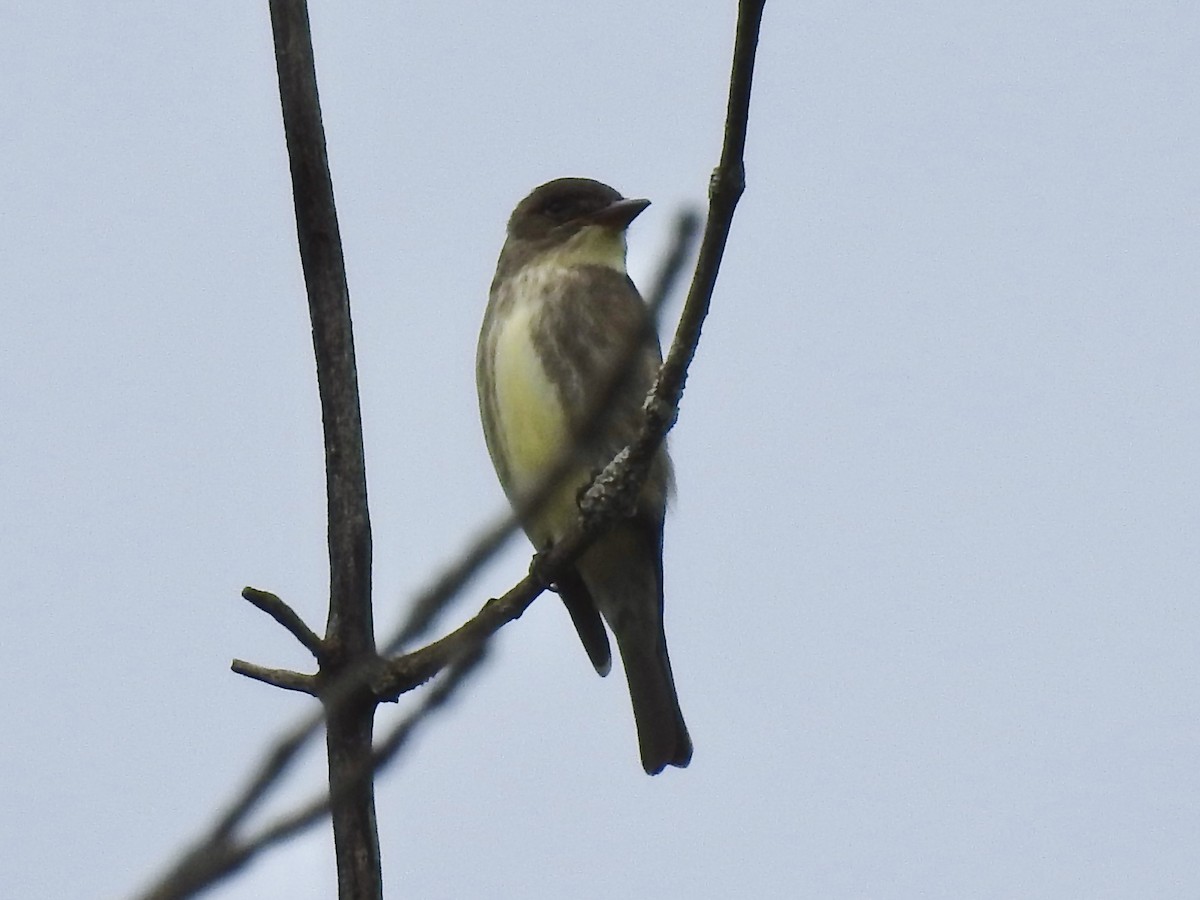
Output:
[
  {"xmin": 612, "ymin": 614, "xmax": 692, "ymax": 775},
  {"xmin": 580, "ymin": 518, "xmax": 692, "ymax": 775}
]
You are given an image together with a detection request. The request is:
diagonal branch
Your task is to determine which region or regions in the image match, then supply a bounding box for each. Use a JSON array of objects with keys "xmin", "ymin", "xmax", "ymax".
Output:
[
  {"xmin": 599, "ymin": 0, "xmax": 764, "ymax": 499},
  {"xmin": 644, "ymin": 209, "xmax": 703, "ymax": 312},
  {"xmin": 239, "ymin": 587, "xmax": 325, "ymax": 658},
  {"xmin": 134, "ymin": 656, "xmax": 485, "ymax": 900}
]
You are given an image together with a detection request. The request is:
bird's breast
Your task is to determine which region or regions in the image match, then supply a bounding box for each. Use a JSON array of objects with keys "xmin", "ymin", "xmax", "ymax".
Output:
[
  {"xmin": 492, "ymin": 294, "xmax": 568, "ymax": 485},
  {"xmin": 488, "ymin": 280, "xmax": 590, "ymax": 545}
]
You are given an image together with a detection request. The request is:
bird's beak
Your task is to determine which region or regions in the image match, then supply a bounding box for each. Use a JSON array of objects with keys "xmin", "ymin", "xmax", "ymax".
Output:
[{"xmin": 588, "ymin": 197, "xmax": 651, "ymax": 230}]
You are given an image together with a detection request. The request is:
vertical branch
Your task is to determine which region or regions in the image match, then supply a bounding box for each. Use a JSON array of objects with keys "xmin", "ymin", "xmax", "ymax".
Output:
[
  {"xmin": 268, "ymin": 2, "xmax": 373, "ymax": 651},
  {"xmin": 268, "ymin": 2, "xmax": 381, "ymax": 899}
]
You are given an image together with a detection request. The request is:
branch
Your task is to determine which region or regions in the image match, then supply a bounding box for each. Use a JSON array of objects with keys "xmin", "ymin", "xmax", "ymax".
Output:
[
  {"xmin": 135, "ymin": 656, "xmax": 485, "ymax": 900},
  {"xmin": 268, "ymin": 1, "xmax": 373, "ymax": 654},
  {"xmin": 647, "ymin": 0, "xmax": 763, "ymax": 430},
  {"xmin": 134, "ymin": 706, "xmax": 329, "ymax": 900},
  {"xmin": 239, "ymin": 587, "xmax": 324, "ymax": 658},
  {"xmin": 134, "ymin": 724, "xmax": 320, "ymax": 900},
  {"xmin": 378, "ymin": 573, "xmax": 545, "ymax": 699},
  {"xmin": 230, "ymin": 660, "xmax": 318, "ymax": 695},
  {"xmin": 259, "ymin": 650, "xmax": 487, "ymax": 845},
  {"xmin": 269, "ymin": 2, "xmax": 381, "ymax": 899},
  {"xmin": 644, "ymin": 208, "xmax": 703, "ymax": 312}
]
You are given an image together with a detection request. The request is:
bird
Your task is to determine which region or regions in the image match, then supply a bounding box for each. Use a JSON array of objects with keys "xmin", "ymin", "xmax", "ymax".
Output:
[{"xmin": 476, "ymin": 177, "xmax": 692, "ymax": 774}]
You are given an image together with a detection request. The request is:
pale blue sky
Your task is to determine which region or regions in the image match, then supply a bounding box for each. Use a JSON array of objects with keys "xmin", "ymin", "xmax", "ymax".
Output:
[{"xmin": 2, "ymin": 2, "xmax": 1198, "ymax": 898}]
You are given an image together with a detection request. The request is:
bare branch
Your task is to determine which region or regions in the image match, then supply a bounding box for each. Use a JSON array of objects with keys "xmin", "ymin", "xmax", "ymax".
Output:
[
  {"xmin": 213, "ymin": 728, "xmax": 313, "ymax": 841},
  {"xmin": 385, "ymin": 509, "xmax": 522, "ymax": 654},
  {"xmin": 136, "ymin": 656, "xmax": 485, "ymax": 900},
  {"xmin": 230, "ymin": 660, "xmax": 318, "ymax": 695},
  {"xmin": 134, "ymin": 706, "xmax": 330, "ymax": 900},
  {"xmin": 582, "ymin": 0, "xmax": 763, "ymax": 524},
  {"xmin": 377, "ymin": 572, "xmax": 544, "ymax": 698},
  {"xmin": 644, "ymin": 208, "xmax": 704, "ymax": 313},
  {"xmin": 246, "ymin": 653, "xmax": 488, "ymax": 869},
  {"xmin": 268, "ymin": 3, "xmax": 373, "ymax": 650},
  {"xmin": 240, "ymin": 587, "xmax": 325, "ymax": 658},
  {"xmin": 620, "ymin": 0, "xmax": 764, "ymax": 469},
  {"xmin": 268, "ymin": 1, "xmax": 380, "ymax": 898},
  {"xmin": 136, "ymin": 838, "xmax": 242, "ymax": 900}
]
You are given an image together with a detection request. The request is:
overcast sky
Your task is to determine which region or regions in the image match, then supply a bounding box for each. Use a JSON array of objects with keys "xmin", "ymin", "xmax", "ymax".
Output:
[{"xmin": 3, "ymin": 2, "xmax": 1199, "ymax": 898}]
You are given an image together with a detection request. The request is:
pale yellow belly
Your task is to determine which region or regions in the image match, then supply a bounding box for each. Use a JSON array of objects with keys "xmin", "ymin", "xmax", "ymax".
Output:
[{"xmin": 491, "ymin": 299, "xmax": 584, "ymax": 543}]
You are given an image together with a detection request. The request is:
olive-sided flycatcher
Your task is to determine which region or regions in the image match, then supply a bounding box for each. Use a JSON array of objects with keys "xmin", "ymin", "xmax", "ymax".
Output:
[{"xmin": 476, "ymin": 177, "xmax": 691, "ymax": 774}]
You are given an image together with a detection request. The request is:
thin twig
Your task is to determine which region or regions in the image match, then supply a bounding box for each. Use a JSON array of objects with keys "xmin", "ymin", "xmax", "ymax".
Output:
[
  {"xmin": 378, "ymin": 574, "xmax": 543, "ymax": 698},
  {"xmin": 644, "ymin": 209, "xmax": 703, "ymax": 312},
  {"xmin": 135, "ymin": 655, "xmax": 486, "ymax": 900},
  {"xmin": 240, "ymin": 587, "xmax": 325, "ymax": 658},
  {"xmin": 230, "ymin": 660, "xmax": 318, "ymax": 695}
]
